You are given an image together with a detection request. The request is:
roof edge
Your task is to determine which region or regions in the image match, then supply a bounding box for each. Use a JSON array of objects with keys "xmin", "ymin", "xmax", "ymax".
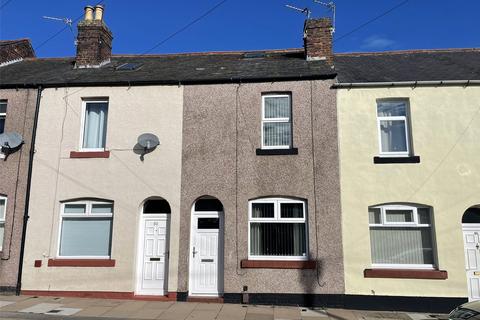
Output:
[
  {"xmin": 333, "ymin": 80, "xmax": 480, "ymax": 88},
  {"xmin": 335, "ymin": 47, "xmax": 480, "ymax": 57}
]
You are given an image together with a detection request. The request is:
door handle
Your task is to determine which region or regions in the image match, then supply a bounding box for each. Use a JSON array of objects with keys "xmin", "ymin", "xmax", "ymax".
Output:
[{"xmin": 192, "ymin": 247, "xmax": 198, "ymax": 258}]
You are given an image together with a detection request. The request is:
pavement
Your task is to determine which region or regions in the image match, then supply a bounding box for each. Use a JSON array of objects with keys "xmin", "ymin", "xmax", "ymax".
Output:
[{"xmin": 0, "ymin": 294, "xmax": 450, "ymax": 320}]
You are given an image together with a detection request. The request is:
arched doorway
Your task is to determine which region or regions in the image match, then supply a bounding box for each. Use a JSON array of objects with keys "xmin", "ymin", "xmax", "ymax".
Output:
[
  {"xmin": 188, "ymin": 197, "xmax": 224, "ymax": 297},
  {"xmin": 462, "ymin": 206, "xmax": 480, "ymax": 301},
  {"xmin": 136, "ymin": 198, "xmax": 171, "ymax": 296}
]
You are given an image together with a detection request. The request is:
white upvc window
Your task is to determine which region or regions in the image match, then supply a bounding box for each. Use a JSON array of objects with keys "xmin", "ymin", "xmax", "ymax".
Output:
[
  {"xmin": 0, "ymin": 196, "xmax": 7, "ymax": 251},
  {"xmin": 261, "ymin": 94, "xmax": 292, "ymax": 149},
  {"xmin": 80, "ymin": 100, "xmax": 108, "ymax": 151},
  {"xmin": 248, "ymin": 197, "xmax": 307, "ymax": 260},
  {"xmin": 0, "ymin": 100, "xmax": 6, "ymax": 134},
  {"xmin": 58, "ymin": 200, "xmax": 113, "ymax": 258},
  {"xmin": 368, "ymin": 204, "xmax": 435, "ymax": 269},
  {"xmin": 377, "ymin": 99, "xmax": 411, "ymax": 157}
]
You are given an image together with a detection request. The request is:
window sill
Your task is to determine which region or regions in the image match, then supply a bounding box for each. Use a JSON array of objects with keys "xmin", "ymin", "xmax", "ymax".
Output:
[
  {"xmin": 70, "ymin": 151, "xmax": 110, "ymax": 159},
  {"xmin": 364, "ymin": 268, "xmax": 447, "ymax": 279},
  {"xmin": 256, "ymin": 148, "xmax": 298, "ymax": 156},
  {"xmin": 48, "ymin": 259, "xmax": 115, "ymax": 267},
  {"xmin": 373, "ymin": 156, "xmax": 420, "ymax": 164},
  {"xmin": 241, "ymin": 259, "xmax": 316, "ymax": 269}
]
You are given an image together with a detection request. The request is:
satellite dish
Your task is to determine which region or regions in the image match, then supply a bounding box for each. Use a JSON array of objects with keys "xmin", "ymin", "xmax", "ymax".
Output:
[
  {"xmin": 0, "ymin": 132, "xmax": 23, "ymax": 149},
  {"xmin": 137, "ymin": 133, "xmax": 160, "ymax": 150}
]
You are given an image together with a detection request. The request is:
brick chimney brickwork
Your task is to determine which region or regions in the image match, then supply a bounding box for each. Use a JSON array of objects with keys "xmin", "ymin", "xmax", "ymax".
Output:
[
  {"xmin": 75, "ymin": 12, "xmax": 113, "ymax": 68},
  {"xmin": 304, "ymin": 18, "xmax": 333, "ymax": 65}
]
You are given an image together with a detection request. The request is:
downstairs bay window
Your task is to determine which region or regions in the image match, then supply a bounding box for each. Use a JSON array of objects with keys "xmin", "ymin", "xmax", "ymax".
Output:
[
  {"xmin": 368, "ymin": 204, "xmax": 435, "ymax": 269},
  {"xmin": 249, "ymin": 198, "xmax": 307, "ymax": 260},
  {"xmin": 58, "ymin": 200, "xmax": 113, "ymax": 258}
]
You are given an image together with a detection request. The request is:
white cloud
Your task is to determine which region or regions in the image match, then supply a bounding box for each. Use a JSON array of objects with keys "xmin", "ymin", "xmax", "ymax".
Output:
[{"xmin": 361, "ymin": 35, "xmax": 396, "ymax": 50}]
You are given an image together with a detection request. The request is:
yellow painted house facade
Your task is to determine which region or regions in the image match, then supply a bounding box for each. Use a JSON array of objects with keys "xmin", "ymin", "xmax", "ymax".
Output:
[{"xmin": 335, "ymin": 50, "xmax": 480, "ymax": 309}]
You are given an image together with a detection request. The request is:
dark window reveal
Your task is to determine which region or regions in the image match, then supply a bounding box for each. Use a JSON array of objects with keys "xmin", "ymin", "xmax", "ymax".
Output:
[
  {"xmin": 143, "ymin": 199, "xmax": 171, "ymax": 214},
  {"xmin": 463, "ymin": 208, "xmax": 480, "ymax": 223},
  {"xmin": 198, "ymin": 218, "xmax": 219, "ymax": 229},
  {"xmin": 194, "ymin": 199, "xmax": 223, "ymax": 211}
]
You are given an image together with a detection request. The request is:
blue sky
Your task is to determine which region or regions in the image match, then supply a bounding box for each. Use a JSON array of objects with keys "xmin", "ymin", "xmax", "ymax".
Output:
[{"xmin": 0, "ymin": 0, "xmax": 479, "ymax": 58}]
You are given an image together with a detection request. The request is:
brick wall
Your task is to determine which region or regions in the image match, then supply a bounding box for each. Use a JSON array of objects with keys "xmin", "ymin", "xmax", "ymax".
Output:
[
  {"xmin": 0, "ymin": 40, "xmax": 35, "ymax": 65},
  {"xmin": 76, "ymin": 20, "xmax": 113, "ymax": 68},
  {"xmin": 304, "ymin": 18, "xmax": 333, "ymax": 65}
]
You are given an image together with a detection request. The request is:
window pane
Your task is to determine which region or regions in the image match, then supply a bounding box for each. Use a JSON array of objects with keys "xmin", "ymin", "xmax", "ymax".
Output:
[
  {"xmin": 368, "ymin": 208, "xmax": 381, "ymax": 224},
  {"xmin": 250, "ymin": 222, "xmax": 306, "ymax": 257},
  {"xmin": 263, "ymin": 122, "xmax": 291, "ymax": 147},
  {"xmin": 0, "ymin": 199, "xmax": 5, "ymax": 220},
  {"xmin": 194, "ymin": 199, "xmax": 223, "ymax": 211},
  {"xmin": 380, "ymin": 120, "xmax": 407, "ymax": 153},
  {"xmin": 385, "ymin": 210, "xmax": 413, "ymax": 223},
  {"xmin": 198, "ymin": 218, "xmax": 219, "ymax": 229},
  {"xmin": 370, "ymin": 227, "xmax": 434, "ymax": 265},
  {"xmin": 91, "ymin": 203, "xmax": 113, "ymax": 214},
  {"xmin": 83, "ymin": 102, "xmax": 108, "ymax": 149},
  {"xmin": 0, "ymin": 102, "xmax": 6, "ymax": 114},
  {"xmin": 418, "ymin": 208, "xmax": 431, "ymax": 224},
  {"xmin": 0, "ymin": 223, "xmax": 4, "ymax": 250},
  {"xmin": 144, "ymin": 199, "xmax": 171, "ymax": 214},
  {"xmin": 63, "ymin": 204, "xmax": 86, "ymax": 214},
  {"xmin": 252, "ymin": 203, "xmax": 274, "ymax": 218},
  {"xmin": 0, "ymin": 117, "xmax": 5, "ymax": 134},
  {"xmin": 264, "ymin": 96, "xmax": 290, "ymax": 119},
  {"xmin": 377, "ymin": 101, "xmax": 406, "ymax": 117},
  {"xmin": 60, "ymin": 218, "xmax": 112, "ymax": 256},
  {"xmin": 281, "ymin": 203, "xmax": 303, "ymax": 218}
]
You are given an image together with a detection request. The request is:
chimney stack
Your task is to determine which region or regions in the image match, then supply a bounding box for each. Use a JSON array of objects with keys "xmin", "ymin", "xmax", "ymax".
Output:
[
  {"xmin": 75, "ymin": 4, "xmax": 113, "ymax": 68},
  {"xmin": 303, "ymin": 18, "xmax": 333, "ymax": 65}
]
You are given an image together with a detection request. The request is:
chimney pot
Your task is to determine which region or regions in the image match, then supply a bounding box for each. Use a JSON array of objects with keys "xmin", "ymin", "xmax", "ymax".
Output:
[
  {"xmin": 304, "ymin": 18, "xmax": 334, "ymax": 65},
  {"xmin": 84, "ymin": 6, "xmax": 94, "ymax": 21},
  {"xmin": 94, "ymin": 5, "xmax": 104, "ymax": 21}
]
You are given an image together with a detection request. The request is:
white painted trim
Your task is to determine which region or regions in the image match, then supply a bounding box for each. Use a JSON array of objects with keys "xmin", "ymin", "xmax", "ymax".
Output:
[
  {"xmin": 188, "ymin": 207, "xmax": 224, "ymax": 297},
  {"xmin": 135, "ymin": 213, "xmax": 170, "ymax": 296},
  {"xmin": 371, "ymin": 263, "xmax": 435, "ymax": 270},
  {"xmin": 376, "ymin": 99, "xmax": 412, "ymax": 157},
  {"xmin": 79, "ymin": 99, "xmax": 109, "ymax": 152},
  {"xmin": 0, "ymin": 196, "xmax": 7, "ymax": 251},
  {"xmin": 261, "ymin": 94, "xmax": 292, "ymax": 149},
  {"xmin": 248, "ymin": 197, "xmax": 308, "ymax": 261}
]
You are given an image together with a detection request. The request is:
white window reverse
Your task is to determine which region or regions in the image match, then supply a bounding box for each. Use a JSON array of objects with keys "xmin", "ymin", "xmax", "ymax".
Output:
[
  {"xmin": 377, "ymin": 99, "xmax": 411, "ymax": 157},
  {"xmin": 80, "ymin": 100, "xmax": 108, "ymax": 151},
  {"xmin": 368, "ymin": 204, "xmax": 435, "ymax": 269},
  {"xmin": 249, "ymin": 197, "xmax": 307, "ymax": 260},
  {"xmin": 58, "ymin": 199, "xmax": 113, "ymax": 258},
  {"xmin": 262, "ymin": 94, "xmax": 292, "ymax": 149}
]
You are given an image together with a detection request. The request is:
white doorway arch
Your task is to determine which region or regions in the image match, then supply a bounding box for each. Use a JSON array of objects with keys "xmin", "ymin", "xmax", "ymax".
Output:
[{"xmin": 462, "ymin": 206, "xmax": 480, "ymax": 301}]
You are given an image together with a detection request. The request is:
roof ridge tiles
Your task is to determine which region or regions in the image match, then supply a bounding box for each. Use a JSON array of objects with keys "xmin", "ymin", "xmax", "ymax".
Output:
[{"xmin": 335, "ymin": 47, "xmax": 480, "ymax": 57}]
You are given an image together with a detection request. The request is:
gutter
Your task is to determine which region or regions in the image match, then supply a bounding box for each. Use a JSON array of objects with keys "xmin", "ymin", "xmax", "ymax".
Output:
[
  {"xmin": 16, "ymin": 85, "xmax": 42, "ymax": 295},
  {"xmin": 333, "ymin": 80, "xmax": 480, "ymax": 88}
]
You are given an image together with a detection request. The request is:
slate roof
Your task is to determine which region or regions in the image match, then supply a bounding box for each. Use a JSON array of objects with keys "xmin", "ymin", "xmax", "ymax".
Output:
[
  {"xmin": 0, "ymin": 50, "xmax": 335, "ymax": 88},
  {"xmin": 334, "ymin": 49, "xmax": 480, "ymax": 83}
]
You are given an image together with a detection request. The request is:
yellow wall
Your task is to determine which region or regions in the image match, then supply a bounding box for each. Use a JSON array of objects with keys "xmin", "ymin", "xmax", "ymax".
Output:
[
  {"xmin": 338, "ymin": 85, "xmax": 480, "ymax": 297},
  {"xmin": 22, "ymin": 86, "xmax": 183, "ymax": 293}
]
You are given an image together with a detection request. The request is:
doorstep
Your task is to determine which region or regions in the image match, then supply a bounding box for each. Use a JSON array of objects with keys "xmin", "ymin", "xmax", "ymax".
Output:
[{"xmin": 186, "ymin": 296, "xmax": 224, "ymax": 303}]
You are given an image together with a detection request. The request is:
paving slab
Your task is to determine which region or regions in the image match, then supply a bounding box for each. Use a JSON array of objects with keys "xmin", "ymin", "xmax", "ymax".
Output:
[
  {"xmin": 0, "ymin": 297, "xmax": 52, "ymax": 312},
  {"xmin": 100, "ymin": 300, "xmax": 147, "ymax": 317},
  {"xmin": 74, "ymin": 306, "xmax": 115, "ymax": 317},
  {"xmin": 130, "ymin": 306, "xmax": 166, "ymax": 319},
  {"xmin": 245, "ymin": 313, "xmax": 274, "ymax": 320},
  {"xmin": 300, "ymin": 308, "xmax": 329, "ymax": 318},
  {"xmin": 326, "ymin": 308, "xmax": 361, "ymax": 320},
  {"xmin": 44, "ymin": 307, "xmax": 82, "ymax": 316},
  {"xmin": 0, "ymin": 301, "xmax": 16, "ymax": 308},
  {"xmin": 186, "ymin": 310, "xmax": 219, "ymax": 320},
  {"xmin": 216, "ymin": 304, "xmax": 248, "ymax": 320},
  {"xmin": 158, "ymin": 302, "xmax": 198, "ymax": 320},
  {"xmin": 274, "ymin": 306, "xmax": 301, "ymax": 320},
  {"xmin": 193, "ymin": 302, "xmax": 223, "ymax": 312}
]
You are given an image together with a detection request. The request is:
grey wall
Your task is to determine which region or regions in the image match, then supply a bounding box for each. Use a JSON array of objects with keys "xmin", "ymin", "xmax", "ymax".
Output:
[
  {"xmin": 0, "ymin": 88, "xmax": 37, "ymax": 291},
  {"xmin": 179, "ymin": 80, "xmax": 343, "ymax": 295}
]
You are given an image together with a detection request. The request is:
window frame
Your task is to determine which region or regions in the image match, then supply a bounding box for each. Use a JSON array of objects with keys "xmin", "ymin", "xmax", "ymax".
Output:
[
  {"xmin": 376, "ymin": 99, "xmax": 412, "ymax": 157},
  {"xmin": 79, "ymin": 99, "xmax": 109, "ymax": 152},
  {"xmin": 0, "ymin": 100, "xmax": 7, "ymax": 159},
  {"xmin": 57, "ymin": 199, "xmax": 114, "ymax": 259},
  {"xmin": 248, "ymin": 197, "xmax": 308, "ymax": 261},
  {"xmin": 261, "ymin": 94, "xmax": 292, "ymax": 150},
  {"xmin": 0, "ymin": 196, "xmax": 7, "ymax": 251},
  {"xmin": 368, "ymin": 204, "xmax": 435, "ymax": 270}
]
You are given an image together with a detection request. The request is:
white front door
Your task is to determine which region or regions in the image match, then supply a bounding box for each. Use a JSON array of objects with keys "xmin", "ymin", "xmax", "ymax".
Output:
[
  {"xmin": 136, "ymin": 215, "xmax": 169, "ymax": 295},
  {"xmin": 463, "ymin": 224, "xmax": 480, "ymax": 301},
  {"xmin": 189, "ymin": 212, "xmax": 223, "ymax": 296}
]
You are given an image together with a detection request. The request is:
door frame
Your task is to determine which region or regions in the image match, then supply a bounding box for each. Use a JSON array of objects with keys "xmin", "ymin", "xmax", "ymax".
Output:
[
  {"xmin": 462, "ymin": 223, "xmax": 480, "ymax": 301},
  {"xmin": 135, "ymin": 213, "xmax": 170, "ymax": 296},
  {"xmin": 188, "ymin": 208, "xmax": 224, "ymax": 297}
]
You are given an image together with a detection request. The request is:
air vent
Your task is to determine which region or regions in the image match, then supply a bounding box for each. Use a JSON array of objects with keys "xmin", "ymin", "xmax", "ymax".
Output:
[
  {"xmin": 115, "ymin": 62, "xmax": 143, "ymax": 71},
  {"xmin": 243, "ymin": 52, "xmax": 266, "ymax": 59}
]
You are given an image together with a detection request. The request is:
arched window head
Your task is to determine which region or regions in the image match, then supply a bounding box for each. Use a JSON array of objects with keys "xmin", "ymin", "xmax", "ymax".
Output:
[
  {"xmin": 463, "ymin": 207, "xmax": 480, "ymax": 223},
  {"xmin": 143, "ymin": 199, "xmax": 171, "ymax": 214},
  {"xmin": 194, "ymin": 198, "xmax": 223, "ymax": 212}
]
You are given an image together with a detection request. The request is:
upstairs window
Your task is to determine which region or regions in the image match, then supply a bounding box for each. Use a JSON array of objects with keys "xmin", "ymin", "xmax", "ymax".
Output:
[
  {"xmin": 0, "ymin": 196, "xmax": 6, "ymax": 251},
  {"xmin": 262, "ymin": 94, "xmax": 292, "ymax": 149},
  {"xmin": 81, "ymin": 100, "xmax": 108, "ymax": 151},
  {"xmin": 368, "ymin": 204, "xmax": 435, "ymax": 269},
  {"xmin": 249, "ymin": 198, "xmax": 307, "ymax": 260},
  {"xmin": 377, "ymin": 100, "xmax": 411, "ymax": 157},
  {"xmin": 59, "ymin": 200, "xmax": 113, "ymax": 257},
  {"xmin": 0, "ymin": 101, "xmax": 6, "ymax": 134}
]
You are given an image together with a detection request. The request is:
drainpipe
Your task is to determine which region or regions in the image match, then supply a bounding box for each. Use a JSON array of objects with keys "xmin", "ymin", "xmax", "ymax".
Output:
[{"xmin": 16, "ymin": 85, "xmax": 42, "ymax": 295}]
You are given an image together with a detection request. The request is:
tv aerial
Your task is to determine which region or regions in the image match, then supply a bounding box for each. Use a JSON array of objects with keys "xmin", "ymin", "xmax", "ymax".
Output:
[
  {"xmin": 0, "ymin": 132, "xmax": 24, "ymax": 161},
  {"xmin": 43, "ymin": 15, "xmax": 75, "ymax": 43},
  {"xmin": 285, "ymin": 4, "xmax": 311, "ymax": 19},
  {"xmin": 313, "ymin": 1, "xmax": 336, "ymax": 33},
  {"xmin": 137, "ymin": 133, "xmax": 160, "ymax": 161}
]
